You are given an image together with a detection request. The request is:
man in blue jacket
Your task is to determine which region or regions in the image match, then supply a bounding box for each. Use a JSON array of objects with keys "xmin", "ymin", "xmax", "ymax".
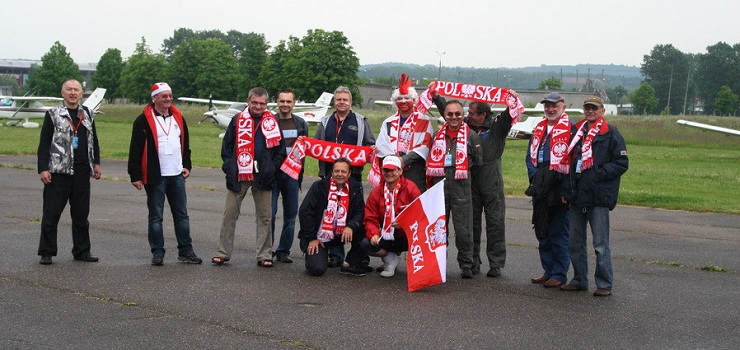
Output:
[{"xmin": 561, "ymin": 96, "xmax": 629, "ymax": 297}]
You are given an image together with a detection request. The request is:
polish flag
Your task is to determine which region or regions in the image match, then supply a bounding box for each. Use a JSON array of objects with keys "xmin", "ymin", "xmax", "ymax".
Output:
[{"xmin": 396, "ymin": 180, "xmax": 447, "ymax": 292}]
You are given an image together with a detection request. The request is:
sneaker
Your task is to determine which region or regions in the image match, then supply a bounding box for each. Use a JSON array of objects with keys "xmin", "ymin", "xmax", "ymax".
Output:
[
  {"xmin": 151, "ymin": 255, "xmax": 164, "ymax": 266},
  {"xmin": 275, "ymin": 253, "xmax": 293, "ymax": 263},
  {"xmin": 461, "ymin": 268, "xmax": 474, "ymax": 279},
  {"xmin": 380, "ymin": 252, "xmax": 399, "ymax": 278},
  {"xmin": 178, "ymin": 252, "xmax": 203, "ymax": 264},
  {"xmin": 339, "ymin": 266, "xmax": 366, "ymax": 277},
  {"xmin": 486, "ymin": 267, "xmax": 502, "ymax": 278},
  {"xmin": 328, "ymin": 258, "xmax": 342, "ymax": 268},
  {"xmin": 40, "ymin": 255, "xmax": 52, "ymax": 265},
  {"xmin": 360, "ymin": 264, "xmax": 374, "ymax": 273}
]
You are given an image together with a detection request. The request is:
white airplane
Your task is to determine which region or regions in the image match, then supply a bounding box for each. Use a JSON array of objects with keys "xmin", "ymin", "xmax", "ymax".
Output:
[
  {"xmin": 374, "ymin": 100, "xmax": 584, "ymax": 139},
  {"xmin": 1, "ymin": 88, "xmax": 107, "ymax": 128},
  {"xmin": 676, "ymin": 119, "xmax": 740, "ymax": 136},
  {"xmin": 179, "ymin": 92, "xmax": 334, "ymax": 138}
]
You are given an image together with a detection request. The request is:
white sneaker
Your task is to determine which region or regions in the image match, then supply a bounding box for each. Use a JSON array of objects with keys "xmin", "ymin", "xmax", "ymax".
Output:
[{"xmin": 380, "ymin": 252, "xmax": 399, "ymax": 277}]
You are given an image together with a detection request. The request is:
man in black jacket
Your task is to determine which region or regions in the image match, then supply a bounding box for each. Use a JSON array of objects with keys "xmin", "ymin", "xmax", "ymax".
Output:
[
  {"xmin": 212, "ymin": 87, "xmax": 285, "ymax": 267},
  {"xmin": 561, "ymin": 96, "xmax": 628, "ymax": 297},
  {"xmin": 298, "ymin": 158, "xmax": 366, "ymax": 277}
]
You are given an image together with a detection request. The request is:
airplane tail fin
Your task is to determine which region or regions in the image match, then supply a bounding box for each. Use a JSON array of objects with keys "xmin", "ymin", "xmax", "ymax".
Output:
[
  {"xmin": 313, "ymin": 92, "xmax": 333, "ymax": 107},
  {"xmin": 83, "ymin": 88, "xmax": 107, "ymax": 114}
]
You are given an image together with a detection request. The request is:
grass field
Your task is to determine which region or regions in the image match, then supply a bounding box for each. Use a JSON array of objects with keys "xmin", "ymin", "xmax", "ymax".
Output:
[{"xmin": 1, "ymin": 104, "xmax": 738, "ymax": 214}]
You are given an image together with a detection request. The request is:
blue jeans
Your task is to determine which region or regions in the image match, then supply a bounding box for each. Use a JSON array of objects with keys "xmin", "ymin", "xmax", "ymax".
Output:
[
  {"xmin": 144, "ymin": 174, "xmax": 193, "ymax": 256},
  {"xmin": 271, "ymin": 171, "xmax": 299, "ymax": 256},
  {"xmin": 535, "ymin": 204, "xmax": 570, "ymax": 283},
  {"xmin": 569, "ymin": 206, "xmax": 613, "ymax": 290}
]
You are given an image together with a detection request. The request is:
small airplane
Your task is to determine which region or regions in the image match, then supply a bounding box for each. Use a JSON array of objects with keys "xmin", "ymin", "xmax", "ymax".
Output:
[
  {"xmin": 1, "ymin": 88, "xmax": 107, "ymax": 128},
  {"xmin": 179, "ymin": 92, "xmax": 334, "ymax": 138},
  {"xmin": 676, "ymin": 119, "xmax": 740, "ymax": 136},
  {"xmin": 374, "ymin": 100, "xmax": 584, "ymax": 139}
]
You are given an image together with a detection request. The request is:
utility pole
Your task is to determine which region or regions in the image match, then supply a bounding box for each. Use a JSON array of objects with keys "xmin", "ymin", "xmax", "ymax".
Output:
[
  {"xmin": 435, "ymin": 51, "xmax": 445, "ymax": 80},
  {"xmin": 667, "ymin": 65, "xmax": 674, "ymax": 113}
]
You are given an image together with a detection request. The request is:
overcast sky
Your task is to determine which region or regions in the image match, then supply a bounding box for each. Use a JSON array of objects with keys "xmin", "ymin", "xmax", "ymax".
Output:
[{"xmin": 3, "ymin": 0, "xmax": 738, "ymax": 69}]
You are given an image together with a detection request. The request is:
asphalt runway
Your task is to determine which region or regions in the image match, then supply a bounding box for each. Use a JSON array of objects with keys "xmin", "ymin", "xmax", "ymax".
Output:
[{"xmin": 1, "ymin": 155, "xmax": 738, "ymax": 349}]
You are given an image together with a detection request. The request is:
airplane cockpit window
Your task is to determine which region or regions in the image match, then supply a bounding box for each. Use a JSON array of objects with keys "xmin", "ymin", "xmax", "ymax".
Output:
[
  {"xmin": 229, "ymin": 102, "xmax": 247, "ymax": 111},
  {"xmin": 0, "ymin": 98, "xmax": 12, "ymax": 106}
]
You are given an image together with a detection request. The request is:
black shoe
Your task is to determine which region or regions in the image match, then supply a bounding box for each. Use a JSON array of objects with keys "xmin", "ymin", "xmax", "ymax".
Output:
[
  {"xmin": 40, "ymin": 255, "xmax": 52, "ymax": 265},
  {"xmin": 328, "ymin": 258, "xmax": 342, "ymax": 268},
  {"xmin": 360, "ymin": 264, "xmax": 374, "ymax": 273},
  {"xmin": 151, "ymin": 255, "xmax": 164, "ymax": 266},
  {"xmin": 461, "ymin": 268, "xmax": 474, "ymax": 279},
  {"xmin": 178, "ymin": 252, "xmax": 203, "ymax": 264},
  {"xmin": 275, "ymin": 253, "xmax": 293, "ymax": 263},
  {"xmin": 340, "ymin": 266, "xmax": 366, "ymax": 277},
  {"xmin": 471, "ymin": 266, "xmax": 481, "ymax": 275},
  {"xmin": 486, "ymin": 267, "xmax": 502, "ymax": 278},
  {"xmin": 74, "ymin": 252, "xmax": 99, "ymax": 262}
]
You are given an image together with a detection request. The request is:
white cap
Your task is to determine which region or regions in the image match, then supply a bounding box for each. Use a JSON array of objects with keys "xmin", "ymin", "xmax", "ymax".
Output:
[
  {"xmin": 382, "ymin": 156, "xmax": 403, "ymax": 170},
  {"xmin": 150, "ymin": 82, "xmax": 172, "ymax": 97}
]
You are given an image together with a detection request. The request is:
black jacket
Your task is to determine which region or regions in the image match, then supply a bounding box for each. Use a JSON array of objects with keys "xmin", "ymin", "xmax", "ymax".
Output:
[
  {"xmin": 298, "ymin": 177, "xmax": 365, "ymax": 251},
  {"xmin": 564, "ymin": 124, "xmax": 629, "ymax": 210},
  {"xmin": 221, "ymin": 112, "xmax": 286, "ymax": 192}
]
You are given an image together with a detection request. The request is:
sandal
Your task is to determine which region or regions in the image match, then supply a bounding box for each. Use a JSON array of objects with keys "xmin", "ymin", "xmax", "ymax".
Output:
[
  {"xmin": 257, "ymin": 259, "xmax": 274, "ymax": 267},
  {"xmin": 211, "ymin": 256, "xmax": 230, "ymax": 265}
]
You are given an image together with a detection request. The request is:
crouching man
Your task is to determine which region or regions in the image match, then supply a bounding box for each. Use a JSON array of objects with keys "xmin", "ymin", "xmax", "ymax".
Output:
[{"xmin": 298, "ymin": 158, "xmax": 367, "ymax": 276}]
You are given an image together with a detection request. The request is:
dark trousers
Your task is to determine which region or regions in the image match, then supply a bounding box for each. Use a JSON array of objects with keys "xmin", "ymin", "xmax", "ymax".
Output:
[
  {"xmin": 304, "ymin": 234, "xmax": 366, "ymax": 276},
  {"xmin": 38, "ymin": 164, "xmax": 92, "ymax": 257}
]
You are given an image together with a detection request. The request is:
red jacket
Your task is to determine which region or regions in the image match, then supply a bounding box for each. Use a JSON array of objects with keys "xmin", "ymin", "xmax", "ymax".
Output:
[{"xmin": 363, "ymin": 176, "xmax": 421, "ymax": 240}]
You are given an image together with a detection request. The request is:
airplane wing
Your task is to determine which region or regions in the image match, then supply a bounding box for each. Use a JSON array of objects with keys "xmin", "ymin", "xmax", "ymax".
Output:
[
  {"xmin": 677, "ymin": 119, "xmax": 740, "ymax": 136},
  {"xmin": 178, "ymin": 97, "xmax": 237, "ymax": 106},
  {"xmin": 7, "ymin": 96, "xmax": 63, "ymax": 102}
]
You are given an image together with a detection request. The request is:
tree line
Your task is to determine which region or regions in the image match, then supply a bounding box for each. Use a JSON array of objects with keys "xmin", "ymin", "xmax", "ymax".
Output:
[
  {"xmin": 632, "ymin": 42, "xmax": 740, "ymax": 116},
  {"xmin": 25, "ymin": 28, "xmax": 363, "ymax": 106}
]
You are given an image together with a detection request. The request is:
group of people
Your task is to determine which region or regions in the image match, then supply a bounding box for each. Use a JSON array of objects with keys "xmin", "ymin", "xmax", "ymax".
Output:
[{"xmin": 36, "ymin": 78, "xmax": 628, "ymax": 296}]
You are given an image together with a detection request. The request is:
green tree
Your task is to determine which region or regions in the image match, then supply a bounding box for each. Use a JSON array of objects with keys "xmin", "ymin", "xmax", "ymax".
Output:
[
  {"xmin": 259, "ymin": 37, "xmax": 300, "ymax": 97},
  {"xmin": 537, "ymin": 76, "xmax": 562, "ymax": 90},
  {"xmin": 714, "ymin": 86, "xmax": 738, "ymax": 115},
  {"xmin": 275, "ymin": 29, "xmax": 363, "ymax": 105},
  {"xmin": 631, "ymin": 82, "xmax": 659, "ymax": 115},
  {"xmin": 230, "ymin": 31, "xmax": 269, "ymax": 92},
  {"xmin": 25, "ymin": 41, "xmax": 83, "ymax": 96},
  {"xmin": 165, "ymin": 39, "xmax": 239, "ymax": 100},
  {"xmin": 161, "ymin": 28, "xmax": 227, "ymax": 58},
  {"xmin": 695, "ymin": 42, "xmax": 739, "ymax": 114},
  {"xmin": 92, "ymin": 48, "xmax": 123, "ymax": 101},
  {"xmin": 0, "ymin": 75, "xmax": 21, "ymax": 95},
  {"xmin": 606, "ymin": 85, "xmax": 629, "ymax": 105},
  {"xmin": 641, "ymin": 44, "xmax": 691, "ymax": 115},
  {"xmin": 119, "ymin": 38, "xmax": 166, "ymax": 104}
]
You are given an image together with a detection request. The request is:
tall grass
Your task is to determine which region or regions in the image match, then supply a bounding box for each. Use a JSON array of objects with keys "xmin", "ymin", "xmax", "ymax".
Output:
[{"xmin": 1, "ymin": 104, "xmax": 738, "ymax": 214}]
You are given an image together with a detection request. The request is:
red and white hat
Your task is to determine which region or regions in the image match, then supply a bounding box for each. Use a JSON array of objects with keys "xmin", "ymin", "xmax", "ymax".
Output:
[
  {"xmin": 382, "ymin": 155, "xmax": 403, "ymax": 170},
  {"xmin": 150, "ymin": 82, "xmax": 172, "ymax": 97}
]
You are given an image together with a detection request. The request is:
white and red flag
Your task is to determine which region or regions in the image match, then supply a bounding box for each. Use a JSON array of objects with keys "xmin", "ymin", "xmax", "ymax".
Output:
[{"xmin": 395, "ymin": 180, "xmax": 447, "ymax": 292}]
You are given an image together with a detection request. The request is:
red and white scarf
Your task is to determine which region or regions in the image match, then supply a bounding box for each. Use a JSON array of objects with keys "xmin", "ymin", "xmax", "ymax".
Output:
[
  {"xmin": 389, "ymin": 112, "xmax": 418, "ymax": 154},
  {"xmin": 318, "ymin": 178, "xmax": 350, "ymax": 242},
  {"xmin": 381, "ymin": 181, "xmax": 401, "ymax": 240},
  {"xmin": 236, "ymin": 110, "xmax": 281, "ymax": 181},
  {"xmin": 567, "ymin": 117, "xmax": 609, "ymax": 172},
  {"xmin": 529, "ymin": 113, "xmax": 571, "ymax": 174},
  {"xmin": 280, "ymin": 137, "xmax": 374, "ymax": 180},
  {"xmin": 416, "ymin": 81, "xmax": 524, "ymax": 124},
  {"xmin": 426, "ymin": 123, "xmax": 469, "ymax": 179}
]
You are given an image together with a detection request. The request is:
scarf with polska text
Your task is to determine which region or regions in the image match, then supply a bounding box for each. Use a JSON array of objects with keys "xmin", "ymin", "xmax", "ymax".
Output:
[
  {"xmin": 280, "ymin": 137, "xmax": 374, "ymax": 180},
  {"xmin": 566, "ymin": 116, "xmax": 609, "ymax": 172},
  {"xmin": 381, "ymin": 181, "xmax": 401, "ymax": 240},
  {"xmin": 236, "ymin": 110, "xmax": 281, "ymax": 181},
  {"xmin": 318, "ymin": 178, "xmax": 350, "ymax": 242},
  {"xmin": 416, "ymin": 81, "xmax": 525, "ymax": 125},
  {"xmin": 426, "ymin": 123, "xmax": 470, "ymax": 179},
  {"xmin": 529, "ymin": 113, "xmax": 572, "ymax": 174}
]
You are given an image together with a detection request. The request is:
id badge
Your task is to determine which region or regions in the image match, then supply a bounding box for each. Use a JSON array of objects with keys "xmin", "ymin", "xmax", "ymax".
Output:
[
  {"xmin": 444, "ymin": 153, "xmax": 453, "ymax": 167},
  {"xmin": 286, "ymin": 146, "xmax": 292, "ymax": 154},
  {"xmin": 537, "ymin": 148, "xmax": 544, "ymax": 164},
  {"xmin": 163, "ymin": 141, "xmax": 173, "ymax": 155},
  {"xmin": 71, "ymin": 136, "xmax": 79, "ymax": 150},
  {"xmin": 575, "ymin": 159, "xmax": 583, "ymax": 174},
  {"xmin": 283, "ymin": 129, "xmax": 298, "ymax": 139}
]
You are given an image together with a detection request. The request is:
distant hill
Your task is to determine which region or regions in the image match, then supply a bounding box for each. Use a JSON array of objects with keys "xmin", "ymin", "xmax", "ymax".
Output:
[{"xmin": 359, "ymin": 63, "xmax": 642, "ymax": 91}]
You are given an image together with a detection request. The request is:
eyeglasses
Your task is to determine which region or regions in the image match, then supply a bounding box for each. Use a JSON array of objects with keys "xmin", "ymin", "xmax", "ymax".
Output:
[
  {"xmin": 445, "ymin": 111, "xmax": 463, "ymax": 117},
  {"xmin": 583, "ymin": 105, "xmax": 602, "ymax": 111}
]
